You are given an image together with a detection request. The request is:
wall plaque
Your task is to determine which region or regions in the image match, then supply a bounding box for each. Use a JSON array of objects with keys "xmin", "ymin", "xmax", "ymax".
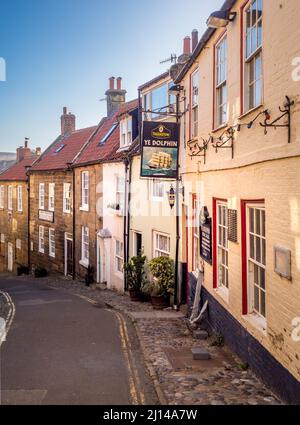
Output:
[
  {"xmin": 39, "ymin": 210, "xmax": 54, "ymax": 223},
  {"xmin": 200, "ymin": 217, "xmax": 212, "ymax": 265}
]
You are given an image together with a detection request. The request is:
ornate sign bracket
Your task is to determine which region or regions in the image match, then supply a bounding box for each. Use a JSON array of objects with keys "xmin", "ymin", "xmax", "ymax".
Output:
[
  {"xmin": 259, "ymin": 96, "xmax": 294, "ymax": 143},
  {"xmin": 211, "ymin": 127, "xmax": 235, "ymax": 159},
  {"xmin": 187, "ymin": 136, "xmax": 212, "ymax": 163}
]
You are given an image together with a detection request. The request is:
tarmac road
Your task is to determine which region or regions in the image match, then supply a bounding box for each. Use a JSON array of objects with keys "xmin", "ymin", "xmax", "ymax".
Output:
[{"xmin": 0, "ymin": 276, "xmax": 157, "ymax": 405}]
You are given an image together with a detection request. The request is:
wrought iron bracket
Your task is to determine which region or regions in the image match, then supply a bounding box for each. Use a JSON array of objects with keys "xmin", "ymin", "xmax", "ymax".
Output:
[
  {"xmin": 259, "ymin": 96, "xmax": 294, "ymax": 143},
  {"xmin": 187, "ymin": 136, "xmax": 212, "ymax": 163},
  {"xmin": 212, "ymin": 127, "xmax": 235, "ymax": 159}
]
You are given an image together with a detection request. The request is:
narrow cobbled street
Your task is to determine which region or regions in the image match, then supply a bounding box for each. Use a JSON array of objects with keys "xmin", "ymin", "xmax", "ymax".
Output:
[{"xmin": 1, "ymin": 274, "xmax": 282, "ymax": 405}]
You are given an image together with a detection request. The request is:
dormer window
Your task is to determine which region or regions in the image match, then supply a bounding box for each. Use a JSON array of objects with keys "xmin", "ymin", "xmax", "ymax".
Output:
[{"xmin": 120, "ymin": 116, "xmax": 133, "ymax": 148}]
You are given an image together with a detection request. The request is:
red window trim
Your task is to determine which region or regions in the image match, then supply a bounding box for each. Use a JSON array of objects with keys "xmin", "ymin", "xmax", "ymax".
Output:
[
  {"xmin": 240, "ymin": 199, "xmax": 265, "ymax": 315},
  {"xmin": 212, "ymin": 197, "xmax": 227, "ymax": 289},
  {"xmin": 212, "ymin": 29, "xmax": 227, "ymax": 131},
  {"xmin": 240, "ymin": 0, "xmax": 252, "ymax": 116},
  {"xmin": 191, "ymin": 194, "xmax": 197, "ymax": 271}
]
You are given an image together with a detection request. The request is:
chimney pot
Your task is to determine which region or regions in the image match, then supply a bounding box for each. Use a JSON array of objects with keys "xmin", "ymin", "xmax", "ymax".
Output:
[
  {"xmin": 109, "ymin": 77, "xmax": 115, "ymax": 90},
  {"xmin": 117, "ymin": 77, "xmax": 122, "ymax": 90},
  {"xmin": 183, "ymin": 36, "xmax": 191, "ymax": 55},
  {"xmin": 35, "ymin": 147, "xmax": 42, "ymax": 156},
  {"xmin": 63, "ymin": 106, "xmax": 67, "ymax": 115},
  {"xmin": 24, "ymin": 137, "xmax": 29, "ymax": 148},
  {"xmin": 192, "ymin": 29, "xmax": 198, "ymax": 51}
]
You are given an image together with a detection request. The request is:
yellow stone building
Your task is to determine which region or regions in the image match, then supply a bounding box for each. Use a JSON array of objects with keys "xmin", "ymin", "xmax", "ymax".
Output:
[{"xmin": 173, "ymin": 0, "xmax": 300, "ymax": 403}]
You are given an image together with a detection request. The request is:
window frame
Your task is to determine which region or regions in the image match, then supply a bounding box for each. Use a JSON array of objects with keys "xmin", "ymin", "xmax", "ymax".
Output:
[
  {"xmin": 115, "ymin": 239, "xmax": 124, "ymax": 274},
  {"xmin": 80, "ymin": 226, "xmax": 89, "ymax": 266},
  {"xmin": 0, "ymin": 185, "xmax": 4, "ymax": 209},
  {"xmin": 49, "ymin": 228, "xmax": 55, "ymax": 258},
  {"xmin": 81, "ymin": 171, "xmax": 89, "ymax": 211},
  {"xmin": 17, "ymin": 185, "xmax": 23, "ymax": 212},
  {"xmin": 151, "ymin": 180, "xmax": 164, "ymax": 202},
  {"xmin": 153, "ymin": 231, "xmax": 171, "ymax": 258},
  {"xmin": 192, "ymin": 195, "xmax": 201, "ymax": 272},
  {"xmin": 120, "ymin": 116, "xmax": 133, "ymax": 148},
  {"xmin": 243, "ymin": 0, "xmax": 263, "ymax": 113},
  {"xmin": 48, "ymin": 183, "xmax": 55, "ymax": 212},
  {"xmin": 116, "ymin": 174, "xmax": 125, "ymax": 215},
  {"xmin": 39, "ymin": 183, "xmax": 45, "ymax": 210},
  {"xmin": 39, "ymin": 225, "xmax": 45, "ymax": 254},
  {"xmin": 63, "ymin": 183, "xmax": 71, "ymax": 214},
  {"xmin": 215, "ymin": 35, "xmax": 228, "ymax": 128},
  {"xmin": 190, "ymin": 68, "xmax": 199, "ymax": 139},
  {"xmin": 7, "ymin": 185, "xmax": 13, "ymax": 211},
  {"xmin": 216, "ymin": 200, "xmax": 229, "ymax": 292}
]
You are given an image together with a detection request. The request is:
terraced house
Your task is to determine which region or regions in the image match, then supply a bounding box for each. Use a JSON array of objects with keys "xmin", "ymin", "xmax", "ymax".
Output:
[
  {"xmin": 0, "ymin": 140, "xmax": 38, "ymax": 273},
  {"xmin": 29, "ymin": 108, "xmax": 97, "ymax": 276},
  {"xmin": 72, "ymin": 77, "xmax": 138, "ymax": 290},
  {"xmin": 173, "ymin": 0, "xmax": 300, "ymax": 403}
]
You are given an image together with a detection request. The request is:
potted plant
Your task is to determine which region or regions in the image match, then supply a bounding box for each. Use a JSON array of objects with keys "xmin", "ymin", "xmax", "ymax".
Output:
[
  {"xmin": 146, "ymin": 256, "xmax": 175, "ymax": 309},
  {"xmin": 124, "ymin": 254, "xmax": 147, "ymax": 302}
]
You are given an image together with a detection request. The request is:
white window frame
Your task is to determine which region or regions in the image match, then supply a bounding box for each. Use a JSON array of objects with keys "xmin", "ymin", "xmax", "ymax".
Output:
[
  {"xmin": 17, "ymin": 185, "xmax": 23, "ymax": 212},
  {"xmin": 215, "ymin": 36, "xmax": 228, "ymax": 127},
  {"xmin": 115, "ymin": 240, "xmax": 124, "ymax": 274},
  {"xmin": 39, "ymin": 183, "xmax": 45, "ymax": 210},
  {"xmin": 0, "ymin": 185, "xmax": 4, "ymax": 209},
  {"xmin": 63, "ymin": 183, "xmax": 71, "ymax": 213},
  {"xmin": 120, "ymin": 116, "xmax": 133, "ymax": 148},
  {"xmin": 80, "ymin": 172, "xmax": 89, "ymax": 211},
  {"xmin": 116, "ymin": 175, "xmax": 125, "ymax": 215},
  {"xmin": 151, "ymin": 180, "xmax": 164, "ymax": 202},
  {"xmin": 244, "ymin": 0, "xmax": 263, "ymax": 112},
  {"xmin": 39, "ymin": 225, "xmax": 45, "ymax": 254},
  {"xmin": 153, "ymin": 231, "xmax": 171, "ymax": 258},
  {"xmin": 192, "ymin": 196, "xmax": 200, "ymax": 272},
  {"xmin": 247, "ymin": 204, "xmax": 266, "ymax": 321},
  {"xmin": 191, "ymin": 69, "xmax": 199, "ymax": 139},
  {"xmin": 48, "ymin": 183, "xmax": 55, "ymax": 212},
  {"xmin": 16, "ymin": 239, "xmax": 22, "ymax": 250},
  {"xmin": 49, "ymin": 228, "xmax": 55, "ymax": 258},
  {"xmin": 8, "ymin": 185, "xmax": 13, "ymax": 211},
  {"xmin": 216, "ymin": 201, "xmax": 229, "ymax": 293},
  {"xmin": 80, "ymin": 226, "xmax": 89, "ymax": 267}
]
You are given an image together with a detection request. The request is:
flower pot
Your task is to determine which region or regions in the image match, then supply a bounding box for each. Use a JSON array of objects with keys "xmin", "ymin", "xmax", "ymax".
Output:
[
  {"xmin": 151, "ymin": 294, "xmax": 170, "ymax": 310},
  {"xmin": 129, "ymin": 289, "xmax": 142, "ymax": 302}
]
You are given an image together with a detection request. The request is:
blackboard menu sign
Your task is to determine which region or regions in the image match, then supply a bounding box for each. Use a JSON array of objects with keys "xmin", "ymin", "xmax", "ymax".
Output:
[{"xmin": 200, "ymin": 218, "xmax": 212, "ymax": 264}]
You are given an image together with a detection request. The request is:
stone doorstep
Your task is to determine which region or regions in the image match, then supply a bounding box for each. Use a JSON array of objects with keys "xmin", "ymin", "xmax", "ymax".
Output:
[
  {"xmin": 192, "ymin": 329, "xmax": 208, "ymax": 340},
  {"xmin": 191, "ymin": 347, "xmax": 212, "ymax": 361}
]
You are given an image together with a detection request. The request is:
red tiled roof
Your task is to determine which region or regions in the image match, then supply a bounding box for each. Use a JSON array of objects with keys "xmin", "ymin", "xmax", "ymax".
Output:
[
  {"xmin": 0, "ymin": 156, "xmax": 37, "ymax": 181},
  {"xmin": 30, "ymin": 126, "xmax": 97, "ymax": 172},
  {"xmin": 74, "ymin": 99, "xmax": 138, "ymax": 166}
]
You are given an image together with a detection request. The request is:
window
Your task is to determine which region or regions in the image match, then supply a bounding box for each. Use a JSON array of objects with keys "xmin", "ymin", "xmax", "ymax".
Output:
[
  {"xmin": 8, "ymin": 185, "xmax": 13, "ymax": 210},
  {"xmin": 153, "ymin": 232, "xmax": 170, "ymax": 257},
  {"xmin": 192, "ymin": 195, "xmax": 201, "ymax": 271},
  {"xmin": 143, "ymin": 92, "xmax": 151, "ymax": 120},
  {"xmin": 191, "ymin": 69, "xmax": 199, "ymax": 138},
  {"xmin": 49, "ymin": 228, "xmax": 55, "ymax": 258},
  {"xmin": 120, "ymin": 116, "xmax": 133, "ymax": 148},
  {"xmin": 151, "ymin": 84, "xmax": 168, "ymax": 118},
  {"xmin": 39, "ymin": 183, "xmax": 45, "ymax": 210},
  {"xmin": 63, "ymin": 183, "xmax": 71, "ymax": 213},
  {"xmin": 17, "ymin": 186, "xmax": 23, "ymax": 212},
  {"xmin": 244, "ymin": 0, "xmax": 263, "ymax": 111},
  {"xmin": 16, "ymin": 239, "xmax": 21, "ymax": 250},
  {"xmin": 152, "ymin": 180, "xmax": 164, "ymax": 201},
  {"xmin": 248, "ymin": 206, "xmax": 266, "ymax": 318},
  {"xmin": 168, "ymin": 82, "xmax": 176, "ymax": 113},
  {"xmin": 99, "ymin": 123, "xmax": 118, "ymax": 144},
  {"xmin": 81, "ymin": 172, "xmax": 89, "ymax": 210},
  {"xmin": 1, "ymin": 234, "xmax": 5, "ymax": 243},
  {"xmin": 215, "ymin": 36, "xmax": 228, "ymax": 127},
  {"xmin": 0, "ymin": 185, "xmax": 4, "ymax": 209},
  {"xmin": 115, "ymin": 240, "xmax": 124, "ymax": 273},
  {"xmin": 217, "ymin": 202, "xmax": 229, "ymax": 290},
  {"xmin": 39, "ymin": 225, "xmax": 45, "ymax": 253},
  {"xmin": 116, "ymin": 175, "xmax": 125, "ymax": 214},
  {"xmin": 81, "ymin": 226, "xmax": 89, "ymax": 265},
  {"xmin": 49, "ymin": 183, "xmax": 55, "ymax": 211}
]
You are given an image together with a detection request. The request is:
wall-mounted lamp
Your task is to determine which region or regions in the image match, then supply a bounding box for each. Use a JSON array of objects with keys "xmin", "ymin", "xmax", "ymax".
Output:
[
  {"xmin": 206, "ymin": 10, "xmax": 237, "ymax": 28},
  {"xmin": 168, "ymin": 84, "xmax": 184, "ymax": 96},
  {"xmin": 168, "ymin": 186, "xmax": 176, "ymax": 209}
]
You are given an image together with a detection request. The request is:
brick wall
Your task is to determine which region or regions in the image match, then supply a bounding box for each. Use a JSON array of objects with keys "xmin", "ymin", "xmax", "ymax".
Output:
[
  {"xmin": 29, "ymin": 171, "xmax": 73, "ymax": 275},
  {"xmin": 0, "ymin": 181, "xmax": 29, "ymax": 272}
]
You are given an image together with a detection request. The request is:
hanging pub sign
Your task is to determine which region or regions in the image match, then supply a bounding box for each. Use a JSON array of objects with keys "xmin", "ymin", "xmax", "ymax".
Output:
[
  {"xmin": 200, "ymin": 207, "xmax": 212, "ymax": 265},
  {"xmin": 140, "ymin": 121, "xmax": 179, "ymax": 179}
]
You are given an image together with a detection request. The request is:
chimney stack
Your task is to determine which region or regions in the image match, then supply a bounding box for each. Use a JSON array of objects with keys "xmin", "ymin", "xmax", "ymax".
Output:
[
  {"xmin": 61, "ymin": 107, "xmax": 76, "ymax": 136},
  {"xmin": 105, "ymin": 76, "xmax": 127, "ymax": 118},
  {"xmin": 192, "ymin": 29, "xmax": 199, "ymax": 52},
  {"xmin": 16, "ymin": 138, "xmax": 32, "ymax": 162},
  {"xmin": 183, "ymin": 36, "xmax": 191, "ymax": 55},
  {"xmin": 35, "ymin": 147, "xmax": 42, "ymax": 156}
]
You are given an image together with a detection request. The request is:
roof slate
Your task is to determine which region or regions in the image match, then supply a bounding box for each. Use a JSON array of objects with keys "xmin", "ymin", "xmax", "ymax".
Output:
[{"xmin": 0, "ymin": 156, "xmax": 37, "ymax": 181}]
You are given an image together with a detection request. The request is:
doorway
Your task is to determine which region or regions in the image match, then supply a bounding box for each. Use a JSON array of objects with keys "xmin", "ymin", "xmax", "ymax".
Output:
[
  {"xmin": 133, "ymin": 232, "xmax": 142, "ymax": 256},
  {"xmin": 8, "ymin": 242, "xmax": 13, "ymax": 272},
  {"xmin": 64, "ymin": 233, "xmax": 73, "ymax": 276}
]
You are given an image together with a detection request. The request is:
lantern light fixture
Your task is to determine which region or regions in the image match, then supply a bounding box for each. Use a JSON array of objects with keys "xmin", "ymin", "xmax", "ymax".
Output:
[{"xmin": 206, "ymin": 10, "xmax": 237, "ymax": 28}]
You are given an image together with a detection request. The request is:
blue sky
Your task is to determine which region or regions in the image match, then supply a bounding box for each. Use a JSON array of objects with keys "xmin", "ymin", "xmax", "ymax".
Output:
[{"xmin": 0, "ymin": 0, "xmax": 223, "ymax": 152}]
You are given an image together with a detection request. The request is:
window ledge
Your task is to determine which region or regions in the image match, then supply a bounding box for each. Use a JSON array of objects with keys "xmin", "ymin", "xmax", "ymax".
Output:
[
  {"xmin": 215, "ymin": 286, "xmax": 229, "ymax": 303},
  {"xmin": 63, "ymin": 210, "xmax": 71, "ymax": 214},
  {"xmin": 79, "ymin": 259, "xmax": 89, "ymax": 268},
  {"xmin": 49, "ymin": 253, "xmax": 55, "ymax": 259},
  {"xmin": 211, "ymin": 123, "xmax": 228, "ymax": 134},
  {"xmin": 239, "ymin": 104, "xmax": 263, "ymax": 121},
  {"xmin": 79, "ymin": 206, "xmax": 89, "ymax": 212},
  {"xmin": 243, "ymin": 312, "xmax": 267, "ymax": 335}
]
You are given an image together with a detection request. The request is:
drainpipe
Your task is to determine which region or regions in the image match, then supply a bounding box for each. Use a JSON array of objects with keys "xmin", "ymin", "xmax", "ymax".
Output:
[
  {"xmin": 27, "ymin": 173, "xmax": 31, "ymax": 272},
  {"xmin": 174, "ymin": 92, "xmax": 180, "ymax": 310},
  {"xmin": 72, "ymin": 167, "xmax": 76, "ymax": 280}
]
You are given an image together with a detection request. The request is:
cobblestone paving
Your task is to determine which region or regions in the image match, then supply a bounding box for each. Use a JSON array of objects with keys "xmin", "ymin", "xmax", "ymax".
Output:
[{"xmin": 19, "ymin": 275, "xmax": 282, "ymax": 405}]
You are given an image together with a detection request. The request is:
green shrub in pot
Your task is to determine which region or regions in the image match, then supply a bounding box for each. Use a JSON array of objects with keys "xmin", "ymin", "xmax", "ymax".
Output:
[{"xmin": 147, "ymin": 256, "xmax": 175, "ymax": 297}]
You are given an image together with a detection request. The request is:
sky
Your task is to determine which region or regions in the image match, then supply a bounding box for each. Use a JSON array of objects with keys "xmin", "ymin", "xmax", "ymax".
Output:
[{"xmin": 0, "ymin": 0, "xmax": 223, "ymax": 153}]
